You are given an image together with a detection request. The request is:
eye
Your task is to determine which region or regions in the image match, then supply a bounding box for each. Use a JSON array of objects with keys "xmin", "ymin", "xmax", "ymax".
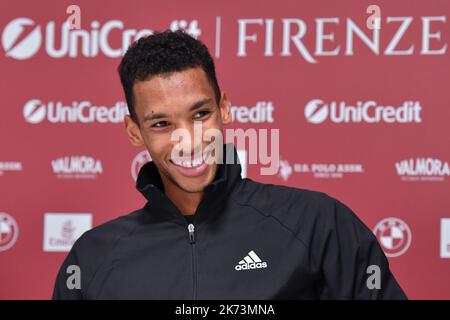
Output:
[
  {"xmin": 152, "ymin": 121, "xmax": 169, "ymax": 128},
  {"xmin": 193, "ymin": 110, "xmax": 210, "ymax": 119}
]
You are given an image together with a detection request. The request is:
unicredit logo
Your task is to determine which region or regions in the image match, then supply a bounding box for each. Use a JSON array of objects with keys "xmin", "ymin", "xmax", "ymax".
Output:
[
  {"xmin": 23, "ymin": 99, "xmax": 128, "ymax": 124},
  {"xmin": 2, "ymin": 18, "xmax": 42, "ymax": 59},
  {"xmin": 2, "ymin": 17, "xmax": 153, "ymax": 59},
  {"xmin": 304, "ymin": 99, "xmax": 422, "ymax": 124}
]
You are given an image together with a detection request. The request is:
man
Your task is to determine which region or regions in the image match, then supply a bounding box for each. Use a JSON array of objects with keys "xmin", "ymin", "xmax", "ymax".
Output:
[{"xmin": 53, "ymin": 30, "xmax": 407, "ymax": 299}]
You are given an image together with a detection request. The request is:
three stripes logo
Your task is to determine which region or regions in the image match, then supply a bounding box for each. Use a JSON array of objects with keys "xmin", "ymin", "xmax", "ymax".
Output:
[{"xmin": 235, "ymin": 250, "xmax": 268, "ymax": 271}]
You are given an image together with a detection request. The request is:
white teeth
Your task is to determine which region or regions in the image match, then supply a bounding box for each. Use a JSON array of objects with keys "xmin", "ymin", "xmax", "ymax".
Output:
[
  {"xmin": 175, "ymin": 158, "xmax": 203, "ymax": 168},
  {"xmin": 193, "ymin": 158, "xmax": 202, "ymax": 167},
  {"xmin": 172, "ymin": 151, "xmax": 211, "ymax": 168}
]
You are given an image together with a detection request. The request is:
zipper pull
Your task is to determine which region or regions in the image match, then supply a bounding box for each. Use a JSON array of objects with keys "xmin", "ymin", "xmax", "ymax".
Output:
[{"xmin": 188, "ymin": 223, "xmax": 195, "ymax": 244}]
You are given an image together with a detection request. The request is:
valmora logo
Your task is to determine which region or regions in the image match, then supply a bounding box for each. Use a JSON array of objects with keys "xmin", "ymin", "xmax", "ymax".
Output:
[
  {"xmin": 51, "ymin": 156, "xmax": 103, "ymax": 179},
  {"xmin": 23, "ymin": 99, "xmax": 128, "ymax": 124},
  {"xmin": 395, "ymin": 158, "xmax": 449, "ymax": 181},
  {"xmin": 304, "ymin": 99, "xmax": 422, "ymax": 124},
  {"xmin": 2, "ymin": 17, "xmax": 152, "ymax": 59}
]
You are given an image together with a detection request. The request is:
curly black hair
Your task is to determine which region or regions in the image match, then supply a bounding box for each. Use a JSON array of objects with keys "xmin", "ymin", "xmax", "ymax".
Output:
[{"xmin": 118, "ymin": 30, "xmax": 221, "ymax": 124}]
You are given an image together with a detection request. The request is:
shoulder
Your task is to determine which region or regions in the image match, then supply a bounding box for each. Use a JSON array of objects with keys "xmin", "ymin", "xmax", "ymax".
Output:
[
  {"xmin": 234, "ymin": 178, "xmax": 372, "ymax": 245},
  {"xmin": 72, "ymin": 208, "xmax": 145, "ymax": 258},
  {"xmin": 53, "ymin": 208, "xmax": 148, "ymax": 298},
  {"xmin": 234, "ymin": 178, "xmax": 336, "ymax": 220}
]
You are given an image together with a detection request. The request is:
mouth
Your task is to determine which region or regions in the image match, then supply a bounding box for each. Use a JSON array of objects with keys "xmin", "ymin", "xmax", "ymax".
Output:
[{"xmin": 169, "ymin": 151, "xmax": 212, "ymax": 177}]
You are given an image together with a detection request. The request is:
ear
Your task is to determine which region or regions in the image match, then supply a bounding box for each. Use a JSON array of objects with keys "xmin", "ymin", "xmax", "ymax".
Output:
[
  {"xmin": 219, "ymin": 91, "xmax": 232, "ymax": 125},
  {"xmin": 124, "ymin": 115, "xmax": 144, "ymax": 147}
]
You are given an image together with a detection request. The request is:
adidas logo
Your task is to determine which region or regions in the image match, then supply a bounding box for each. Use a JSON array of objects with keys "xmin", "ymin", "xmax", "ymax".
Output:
[{"xmin": 235, "ymin": 250, "xmax": 268, "ymax": 271}]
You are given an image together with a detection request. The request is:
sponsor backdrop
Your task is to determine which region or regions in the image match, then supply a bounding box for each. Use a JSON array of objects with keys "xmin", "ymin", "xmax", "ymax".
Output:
[{"xmin": 0, "ymin": 0, "xmax": 449, "ymax": 299}]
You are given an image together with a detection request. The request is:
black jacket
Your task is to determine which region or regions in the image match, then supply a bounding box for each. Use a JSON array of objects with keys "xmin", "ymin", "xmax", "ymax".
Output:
[{"xmin": 53, "ymin": 145, "xmax": 407, "ymax": 299}]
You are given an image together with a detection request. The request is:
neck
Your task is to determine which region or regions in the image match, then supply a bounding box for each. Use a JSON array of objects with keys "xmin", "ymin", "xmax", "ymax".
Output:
[{"xmin": 161, "ymin": 177, "xmax": 204, "ymax": 216}]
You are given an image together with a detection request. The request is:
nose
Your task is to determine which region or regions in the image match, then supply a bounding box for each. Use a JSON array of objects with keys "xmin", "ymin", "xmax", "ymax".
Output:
[{"xmin": 171, "ymin": 120, "xmax": 204, "ymax": 159}]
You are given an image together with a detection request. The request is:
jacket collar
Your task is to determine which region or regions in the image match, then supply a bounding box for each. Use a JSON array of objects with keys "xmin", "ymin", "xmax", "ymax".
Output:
[{"xmin": 136, "ymin": 143, "xmax": 243, "ymax": 225}]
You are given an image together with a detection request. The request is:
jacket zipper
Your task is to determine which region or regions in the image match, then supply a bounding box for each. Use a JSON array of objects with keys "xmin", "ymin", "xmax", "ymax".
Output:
[{"xmin": 187, "ymin": 223, "xmax": 197, "ymax": 300}]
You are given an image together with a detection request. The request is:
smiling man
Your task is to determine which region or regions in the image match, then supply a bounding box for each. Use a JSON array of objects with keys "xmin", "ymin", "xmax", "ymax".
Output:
[
  {"xmin": 126, "ymin": 64, "xmax": 230, "ymax": 215},
  {"xmin": 52, "ymin": 30, "xmax": 407, "ymax": 300}
]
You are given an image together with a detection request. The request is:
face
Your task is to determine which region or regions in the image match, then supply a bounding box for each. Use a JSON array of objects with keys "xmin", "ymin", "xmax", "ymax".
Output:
[{"xmin": 125, "ymin": 67, "xmax": 231, "ymax": 193}]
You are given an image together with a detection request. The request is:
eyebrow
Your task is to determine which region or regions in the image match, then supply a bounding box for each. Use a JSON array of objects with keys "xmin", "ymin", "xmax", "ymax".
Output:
[{"xmin": 143, "ymin": 98, "xmax": 213, "ymax": 122}]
